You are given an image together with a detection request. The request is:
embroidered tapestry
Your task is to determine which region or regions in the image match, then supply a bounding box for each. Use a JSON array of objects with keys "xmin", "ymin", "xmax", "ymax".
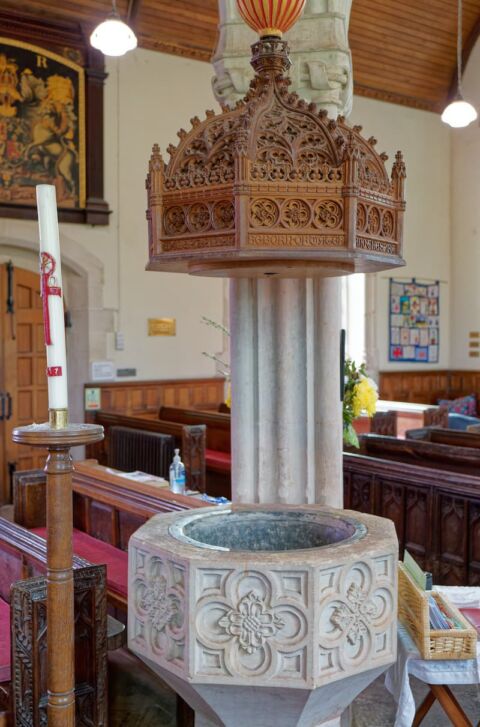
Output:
[{"xmin": 389, "ymin": 278, "xmax": 439, "ymax": 363}]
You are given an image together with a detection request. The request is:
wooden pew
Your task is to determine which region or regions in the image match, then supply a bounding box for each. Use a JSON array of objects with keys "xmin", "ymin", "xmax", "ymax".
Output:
[
  {"xmin": 14, "ymin": 462, "xmax": 209, "ymax": 614},
  {"xmin": 344, "ymin": 451, "xmax": 480, "ymax": 586},
  {"xmin": 13, "ymin": 463, "xmax": 207, "ymax": 727},
  {"xmin": 158, "ymin": 406, "xmax": 231, "ymax": 495},
  {"xmin": 358, "ymin": 432, "xmax": 480, "ymax": 475},
  {"xmin": 86, "ymin": 411, "xmax": 206, "ymax": 493},
  {"xmin": 0, "ymin": 517, "xmax": 108, "ymax": 725},
  {"xmin": 406, "ymin": 426, "xmax": 480, "ymax": 449}
]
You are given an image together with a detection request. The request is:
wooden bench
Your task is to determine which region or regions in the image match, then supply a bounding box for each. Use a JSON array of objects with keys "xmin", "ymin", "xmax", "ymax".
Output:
[
  {"xmin": 344, "ymin": 450, "xmax": 480, "ymax": 585},
  {"xmin": 14, "ymin": 462, "xmax": 209, "ymax": 616},
  {"xmin": 358, "ymin": 431, "xmax": 480, "ymax": 475},
  {"xmin": 13, "ymin": 461, "xmax": 206, "ymax": 726},
  {"xmin": 0, "ymin": 517, "xmax": 109, "ymax": 725},
  {"xmin": 158, "ymin": 406, "xmax": 231, "ymax": 495},
  {"xmin": 86, "ymin": 411, "xmax": 207, "ymax": 492},
  {"xmin": 406, "ymin": 426, "xmax": 480, "ymax": 449}
]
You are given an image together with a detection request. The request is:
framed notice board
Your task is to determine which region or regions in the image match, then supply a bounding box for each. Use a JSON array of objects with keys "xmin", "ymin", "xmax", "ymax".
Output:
[{"xmin": 389, "ymin": 278, "xmax": 439, "ymax": 363}]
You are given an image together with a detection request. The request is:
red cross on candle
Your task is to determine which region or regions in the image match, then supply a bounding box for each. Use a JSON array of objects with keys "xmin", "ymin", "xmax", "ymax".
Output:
[{"xmin": 40, "ymin": 251, "xmax": 62, "ymax": 346}]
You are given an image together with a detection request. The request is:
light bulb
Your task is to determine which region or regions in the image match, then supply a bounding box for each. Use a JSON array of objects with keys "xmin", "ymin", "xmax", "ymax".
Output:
[
  {"xmin": 90, "ymin": 17, "xmax": 137, "ymax": 57},
  {"xmin": 441, "ymin": 99, "xmax": 478, "ymax": 128}
]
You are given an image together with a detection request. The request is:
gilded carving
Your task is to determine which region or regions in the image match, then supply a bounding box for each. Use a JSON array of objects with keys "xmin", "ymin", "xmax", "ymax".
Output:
[{"xmin": 314, "ymin": 200, "xmax": 342, "ymax": 229}]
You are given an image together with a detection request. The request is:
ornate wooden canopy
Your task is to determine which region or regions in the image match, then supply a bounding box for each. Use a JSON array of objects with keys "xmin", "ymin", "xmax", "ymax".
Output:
[{"xmin": 147, "ymin": 36, "xmax": 406, "ymax": 278}]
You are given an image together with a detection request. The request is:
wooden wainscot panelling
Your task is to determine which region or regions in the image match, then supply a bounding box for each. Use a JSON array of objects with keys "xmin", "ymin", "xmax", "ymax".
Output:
[
  {"xmin": 343, "ymin": 451, "xmax": 480, "ymax": 586},
  {"xmin": 470, "ymin": 502, "xmax": 480, "ymax": 585},
  {"xmin": 437, "ymin": 494, "xmax": 469, "ymax": 586},
  {"xmin": 379, "ymin": 369, "xmax": 480, "ymax": 405},
  {"xmin": 84, "ymin": 377, "xmax": 225, "ymax": 418}
]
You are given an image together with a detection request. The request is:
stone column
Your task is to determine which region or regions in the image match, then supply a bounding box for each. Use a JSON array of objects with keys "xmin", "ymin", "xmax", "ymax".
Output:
[
  {"xmin": 213, "ymin": 0, "xmax": 353, "ymax": 116},
  {"xmin": 214, "ymin": 0, "xmax": 353, "ymax": 509},
  {"xmin": 230, "ymin": 276, "xmax": 342, "ymax": 506}
]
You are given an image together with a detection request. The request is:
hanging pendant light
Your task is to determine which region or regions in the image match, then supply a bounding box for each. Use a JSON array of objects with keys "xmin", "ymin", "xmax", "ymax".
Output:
[
  {"xmin": 90, "ymin": 0, "xmax": 138, "ymax": 57},
  {"xmin": 442, "ymin": 0, "xmax": 477, "ymax": 128}
]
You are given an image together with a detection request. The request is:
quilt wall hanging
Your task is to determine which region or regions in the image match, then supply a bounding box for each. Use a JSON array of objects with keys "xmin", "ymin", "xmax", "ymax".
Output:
[{"xmin": 389, "ymin": 278, "xmax": 440, "ymax": 363}]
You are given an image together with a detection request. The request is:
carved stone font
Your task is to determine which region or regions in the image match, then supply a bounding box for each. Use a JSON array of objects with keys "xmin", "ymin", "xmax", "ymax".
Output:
[
  {"xmin": 147, "ymin": 31, "xmax": 406, "ymax": 278},
  {"xmin": 129, "ymin": 505, "xmax": 397, "ymax": 692}
]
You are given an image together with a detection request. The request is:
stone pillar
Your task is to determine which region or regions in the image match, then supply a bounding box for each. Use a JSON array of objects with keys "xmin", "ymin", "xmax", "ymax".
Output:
[
  {"xmin": 214, "ymin": 0, "xmax": 353, "ymax": 509},
  {"xmin": 213, "ymin": 0, "xmax": 353, "ymax": 116},
  {"xmin": 230, "ymin": 276, "xmax": 342, "ymax": 506}
]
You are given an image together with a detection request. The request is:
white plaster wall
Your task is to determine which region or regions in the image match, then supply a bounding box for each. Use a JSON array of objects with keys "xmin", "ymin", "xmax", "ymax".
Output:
[
  {"xmin": 0, "ymin": 46, "xmax": 456, "ymax": 383},
  {"xmin": 451, "ymin": 40, "xmax": 480, "ymax": 369},
  {"xmin": 350, "ymin": 97, "xmax": 452, "ymax": 371},
  {"xmin": 0, "ymin": 48, "xmax": 224, "ymax": 382}
]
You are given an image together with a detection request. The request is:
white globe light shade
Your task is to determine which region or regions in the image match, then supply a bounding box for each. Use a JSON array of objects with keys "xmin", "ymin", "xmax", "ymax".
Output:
[
  {"xmin": 90, "ymin": 17, "xmax": 137, "ymax": 56},
  {"xmin": 441, "ymin": 99, "xmax": 478, "ymax": 128}
]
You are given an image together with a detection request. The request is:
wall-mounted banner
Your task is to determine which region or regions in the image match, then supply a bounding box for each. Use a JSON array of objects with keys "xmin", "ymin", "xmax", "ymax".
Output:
[{"xmin": 389, "ymin": 278, "xmax": 439, "ymax": 363}]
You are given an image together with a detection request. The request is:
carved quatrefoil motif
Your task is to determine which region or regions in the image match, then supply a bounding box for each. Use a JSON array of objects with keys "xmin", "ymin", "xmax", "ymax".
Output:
[
  {"xmin": 140, "ymin": 575, "xmax": 178, "ymax": 633},
  {"xmin": 196, "ymin": 569, "xmax": 308, "ymax": 679},
  {"xmin": 218, "ymin": 591, "xmax": 285, "ymax": 654},
  {"xmin": 330, "ymin": 583, "xmax": 379, "ymax": 646}
]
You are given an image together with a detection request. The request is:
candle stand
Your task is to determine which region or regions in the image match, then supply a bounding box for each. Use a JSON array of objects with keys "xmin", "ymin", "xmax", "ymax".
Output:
[{"xmin": 13, "ymin": 418, "xmax": 104, "ymax": 727}]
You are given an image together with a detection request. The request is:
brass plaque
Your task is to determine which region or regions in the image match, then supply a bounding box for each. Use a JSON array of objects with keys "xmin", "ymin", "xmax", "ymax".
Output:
[
  {"xmin": 470, "ymin": 341, "xmax": 480, "ymax": 349},
  {"xmin": 469, "ymin": 331, "xmax": 480, "ymax": 338},
  {"xmin": 469, "ymin": 351, "xmax": 480, "ymax": 358},
  {"xmin": 148, "ymin": 318, "xmax": 176, "ymax": 336}
]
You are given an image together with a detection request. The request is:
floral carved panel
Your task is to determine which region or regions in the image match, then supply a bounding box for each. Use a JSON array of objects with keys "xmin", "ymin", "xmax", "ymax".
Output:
[
  {"xmin": 129, "ymin": 546, "xmax": 186, "ymax": 673},
  {"xmin": 249, "ymin": 198, "xmax": 344, "ymax": 233},
  {"xmin": 317, "ymin": 556, "xmax": 396, "ymax": 683},
  {"xmin": 194, "ymin": 568, "xmax": 309, "ymax": 683}
]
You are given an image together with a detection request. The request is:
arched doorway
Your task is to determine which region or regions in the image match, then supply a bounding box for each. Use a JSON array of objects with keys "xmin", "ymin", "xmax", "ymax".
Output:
[{"xmin": 0, "ymin": 234, "xmax": 108, "ymax": 503}]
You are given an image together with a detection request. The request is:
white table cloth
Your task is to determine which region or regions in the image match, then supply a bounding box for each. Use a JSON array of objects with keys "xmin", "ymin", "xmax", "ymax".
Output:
[{"xmin": 385, "ymin": 623, "xmax": 480, "ymax": 727}]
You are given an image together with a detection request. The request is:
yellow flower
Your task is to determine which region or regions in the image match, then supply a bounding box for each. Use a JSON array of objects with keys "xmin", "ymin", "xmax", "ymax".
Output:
[{"xmin": 352, "ymin": 376, "xmax": 378, "ymax": 418}]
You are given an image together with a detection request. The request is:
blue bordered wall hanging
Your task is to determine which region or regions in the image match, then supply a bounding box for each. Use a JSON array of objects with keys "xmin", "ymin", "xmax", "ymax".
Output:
[{"xmin": 389, "ymin": 278, "xmax": 440, "ymax": 363}]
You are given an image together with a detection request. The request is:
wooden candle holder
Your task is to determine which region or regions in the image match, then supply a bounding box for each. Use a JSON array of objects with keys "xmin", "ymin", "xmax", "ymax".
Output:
[{"xmin": 12, "ymin": 422, "xmax": 104, "ymax": 727}]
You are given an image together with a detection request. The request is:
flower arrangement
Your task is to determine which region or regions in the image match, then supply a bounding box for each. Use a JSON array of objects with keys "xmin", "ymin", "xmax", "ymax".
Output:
[{"xmin": 343, "ymin": 358, "xmax": 378, "ymax": 448}]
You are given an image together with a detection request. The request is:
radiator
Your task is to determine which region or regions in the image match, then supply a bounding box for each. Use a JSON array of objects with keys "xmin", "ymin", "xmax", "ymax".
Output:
[{"xmin": 109, "ymin": 426, "xmax": 175, "ymax": 479}]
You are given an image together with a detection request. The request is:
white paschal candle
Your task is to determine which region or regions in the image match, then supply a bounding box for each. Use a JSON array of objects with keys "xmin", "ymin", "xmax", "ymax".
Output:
[{"xmin": 36, "ymin": 185, "xmax": 68, "ymax": 413}]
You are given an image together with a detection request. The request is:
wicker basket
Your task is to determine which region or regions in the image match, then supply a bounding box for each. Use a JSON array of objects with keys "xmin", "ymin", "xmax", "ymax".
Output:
[{"xmin": 398, "ymin": 563, "xmax": 477, "ymax": 660}]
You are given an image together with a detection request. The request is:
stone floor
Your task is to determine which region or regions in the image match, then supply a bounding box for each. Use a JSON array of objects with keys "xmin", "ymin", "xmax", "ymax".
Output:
[{"xmin": 108, "ymin": 649, "xmax": 480, "ymax": 726}]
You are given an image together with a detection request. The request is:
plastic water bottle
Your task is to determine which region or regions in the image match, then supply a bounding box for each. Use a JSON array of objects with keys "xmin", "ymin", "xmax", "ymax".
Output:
[{"xmin": 169, "ymin": 449, "xmax": 186, "ymax": 494}]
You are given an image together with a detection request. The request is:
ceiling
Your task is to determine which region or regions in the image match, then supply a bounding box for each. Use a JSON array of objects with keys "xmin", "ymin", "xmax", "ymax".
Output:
[{"xmin": 3, "ymin": 0, "xmax": 480, "ymax": 112}]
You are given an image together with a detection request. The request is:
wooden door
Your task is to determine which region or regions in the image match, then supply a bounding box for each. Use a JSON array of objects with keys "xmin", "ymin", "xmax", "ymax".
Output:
[{"xmin": 0, "ymin": 264, "xmax": 48, "ymax": 503}]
